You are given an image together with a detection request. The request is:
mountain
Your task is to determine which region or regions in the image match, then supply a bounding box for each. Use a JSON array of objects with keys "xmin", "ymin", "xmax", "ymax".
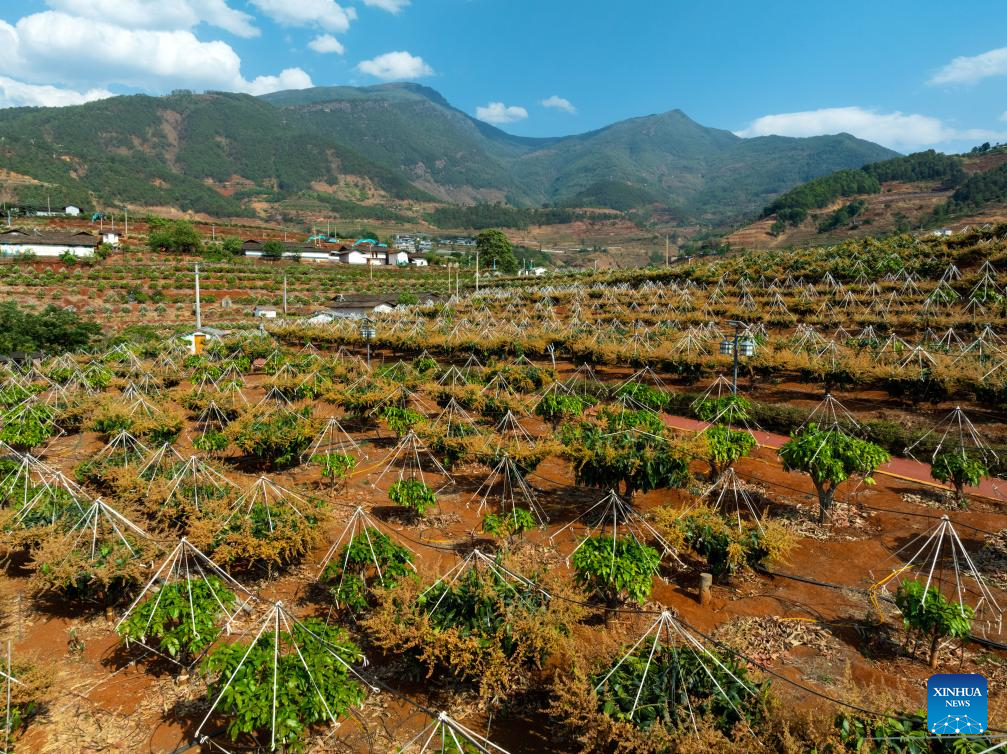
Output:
[
  {"xmin": 266, "ymin": 84, "xmax": 897, "ymax": 219},
  {"xmin": 725, "ymin": 146, "xmax": 1007, "ymax": 249},
  {"xmin": 0, "ymin": 84, "xmax": 898, "ymax": 223}
]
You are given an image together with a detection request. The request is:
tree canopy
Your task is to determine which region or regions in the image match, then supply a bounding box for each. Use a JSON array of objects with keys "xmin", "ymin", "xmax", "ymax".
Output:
[
  {"xmin": 778, "ymin": 424, "xmax": 889, "ymax": 523},
  {"xmin": 0, "ymin": 303, "xmax": 101, "ymax": 354},
  {"xmin": 476, "ymin": 229, "xmax": 518, "ymax": 273}
]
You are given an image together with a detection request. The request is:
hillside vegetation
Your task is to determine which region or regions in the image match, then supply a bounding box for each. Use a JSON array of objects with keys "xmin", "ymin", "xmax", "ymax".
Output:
[
  {"xmin": 729, "ymin": 146, "xmax": 1007, "ymax": 248},
  {"xmin": 0, "ymin": 84, "xmax": 894, "ymax": 225}
]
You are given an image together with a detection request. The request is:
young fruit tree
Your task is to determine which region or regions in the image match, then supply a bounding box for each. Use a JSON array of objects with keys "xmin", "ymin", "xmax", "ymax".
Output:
[
  {"xmin": 534, "ymin": 392, "xmax": 591, "ymax": 429},
  {"xmin": 930, "ymin": 450, "xmax": 987, "ymax": 509},
  {"xmin": 311, "ymin": 451, "xmax": 357, "ymax": 490},
  {"xmin": 894, "ymin": 578, "xmax": 974, "ymax": 668},
  {"xmin": 202, "ymin": 613, "xmax": 366, "ymax": 750},
  {"xmin": 118, "ymin": 576, "xmax": 237, "ymax": 665},
  {"xmin": 566, "ymin": 426, "xmax": 689, "ymax": 502},
  {"xmin": 389, "ymin": 478, "xmax": 437, "ymax": 519},
  {"xmin": 702, "ymin": 425, "xmax": 756, "ymax": 481},
  {"xmin": 321, "ymin": 527, "xmax": 413, "ymax": 614},
  {"xmin": 778, "ymin": 424, "xmax": 889, "ymax": 524},
  {"xmin": 572, "ymin": 534, "xmax": 661, "ymax": 606}
]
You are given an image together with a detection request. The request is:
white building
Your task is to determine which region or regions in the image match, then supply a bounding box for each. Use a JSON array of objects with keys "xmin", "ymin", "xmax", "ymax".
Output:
[
  {"xmin": 0, "ymin": 230, "xmax": 99, "ymax": 257},
  {"xmin": 64, "ymin": 205, "xmax": 81, "ymax": 217},
  {"xmin": 253, "ymin": 305, "xmax": 278, "ymax": 319}
]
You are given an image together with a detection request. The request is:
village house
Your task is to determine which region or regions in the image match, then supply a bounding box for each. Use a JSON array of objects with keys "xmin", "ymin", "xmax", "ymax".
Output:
[
  {"xmin": 252, "ymin": 305, "xmax": 278, "ymax": 319},
  {"xmin": 0, "ymin": 229, "xmax": 99, "ymax": 257}
]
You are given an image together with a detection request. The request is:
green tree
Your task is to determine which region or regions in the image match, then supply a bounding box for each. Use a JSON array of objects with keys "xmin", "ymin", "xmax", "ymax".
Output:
[
  {"xmin": 534, "ymin": 393, "xmax": 590, "ymax": 429},
  {"xmin": 389, "ymin": 478, "xmax": 437, "ymax": 518},
  {"xmin": 931, "ymin": 451, "xmax": 987, "ymax": 509},
  {"xmin": 204, "ymin": 618, "xmax": 365, "ymax": 748},
  {"xmin": 566, "ymin": 425, "xmax": 688, "ymax": 502},
  {"xmin": 0, "ymin": 303, "xmax": 101, "ymax": 354},
  {"xmin": 895, "ymin": 579, "xmax": 974, "ymax": 668},
  {"xmin": 572, "ymin": 534, "xmax": 660, "ymax": 606},
  {"xmin": 321, "ymin": 528, "xmax": 413, "ymax": 614},
  {"xmin": 221, "ymin": 236, "xmax": 243, "ymax": 255},
  {"xmin": 118, "ymin": 576, "xmax": 237, "ymax": 664},
  {"xmin": 778, "ymin": 424, "xmax": 889, "ymax": 524},
  {"xmin": 482, "ymin": 508, "xmax": 537, "ymax": 540},
  {"xmin": 261, "ymin": 240, "xmax": 284, "ymax": 260},
  {"xmin": 476, "ymin": 229, "xmax": 517, "ymax": 273},
  {"xmin": 147, "ymin": 220, "xmax": 202, "ymax": 253},
  {"xmin": 594, "ymin": 643, "xmax": 766, "ymax": 733},
  {"xmin": 703, "ymin": 425, "xmax": 756, "ymax": 480},
  {"xmin": 311, "ymin": 451, "xmax": 357, "ymax": 490}
]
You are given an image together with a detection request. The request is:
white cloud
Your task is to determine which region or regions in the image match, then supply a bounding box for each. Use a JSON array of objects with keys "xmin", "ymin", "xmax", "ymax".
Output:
[
  {"xmin": 930, "ymin": 47, "xmax": 1007, "ymax": 86},
  {"xmin": 45, "ymin": 0, "xmax": 259, "ymax": 38},
  {"xmin": 245, "ymin": 68, "xmax": 314, "ymax": 95},
  {"xmin": 475, "ymin": 101, "xmax": 528, "ymax": 125},
  {"xmin": 249, "ymin": 0, "xmax": 356, "ymax": 33},
  {"xmin": 734, "ymin": 106, "xmax": 1006, "ymax": 151},
  {"xmin": 541, "ymin": 94, "xmax": 575, "ymax": 114},
  {"xmin": 308, "ymin": 34, "xmax": 345, "ymax": 54},
  {"xmin": 0, "ymin": 12, "xmax": 310, "ymax": 100},
  {"xmin": 357, "ymin": 51, "xmax": 433, "ymax": 80},
  {"xmin": 363, "ymin": 0, "xmax": 410, "ymax": 12},
  {"xmin": 0, "ymin": 76, "xmax": 112, "ymax": 108}
]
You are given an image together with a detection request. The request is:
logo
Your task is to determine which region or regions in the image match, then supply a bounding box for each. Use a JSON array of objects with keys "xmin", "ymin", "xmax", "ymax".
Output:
[{"xmin": 928, "ymin": 674, "xmax": 987, "ymax": 735}]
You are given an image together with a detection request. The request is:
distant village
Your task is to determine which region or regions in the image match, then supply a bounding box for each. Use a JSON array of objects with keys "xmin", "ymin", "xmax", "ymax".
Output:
[{"xmin": 0, "ymin": 203, "xmax": 493, "ymax": 267}]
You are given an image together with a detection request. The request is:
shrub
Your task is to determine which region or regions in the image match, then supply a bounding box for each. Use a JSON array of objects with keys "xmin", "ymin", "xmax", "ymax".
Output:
[
  {"xmin": 118, "ymin": 575, "xmax": 237, "ymax": 663},
  {"xmin": 321, "ymin": 527, "xmax": 412, "ymax": 614},
  {"xmin": 482, "ymin": 507, "xmax": 537, "ymax": 539},
  {"xmin": 535, "ymin": 393, "xmax": 592, "ymax": 428},
  {"xmin": 593, "ymin": 643, "xmax": 768, "ymax": 734},
  {"xmin": 364, "ymin": 557, "xmax": 582, "ymax": 704},
  {"xmin": 572, "ymin": 534, "xmax": 660, "ymax": 606},
  {"xmin": 204, "ymin": 618, "xmax": 365, "ymax": 749},
  {"xmin": 388, "ymin": 478, "xmax": 437, "ymax": 518},
  {"xmin": 895, "ymin": 579, "xmax": 974, "ymax": 668},
  {"xmin": 229, "ymin": 408, "xmax": 316, "ymax": 469}
]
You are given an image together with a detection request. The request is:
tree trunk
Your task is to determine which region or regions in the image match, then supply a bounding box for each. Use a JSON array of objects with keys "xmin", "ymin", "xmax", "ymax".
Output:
[
  {"xmin": 816, "ymin": 483, "xmax": 834, "ymax": 525},
  {"xmin": 929, "ymin": 634, "xmax": 941, "ymax": 669}
]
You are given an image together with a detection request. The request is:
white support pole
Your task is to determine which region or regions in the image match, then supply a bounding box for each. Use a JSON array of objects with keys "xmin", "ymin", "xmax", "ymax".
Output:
[{"xmin": 195, "ymin": 264, "xmax": 202, "ymax": 330}]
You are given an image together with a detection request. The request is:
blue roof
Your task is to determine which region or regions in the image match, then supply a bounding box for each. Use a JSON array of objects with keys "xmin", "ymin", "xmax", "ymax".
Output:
[{"xmin": 353, "ymin": 238, "xmax": 377, "ymax": 246}]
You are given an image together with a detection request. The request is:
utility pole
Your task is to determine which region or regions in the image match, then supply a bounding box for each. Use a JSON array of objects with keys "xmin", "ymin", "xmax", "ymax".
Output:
[
  {"xmin": 124, "ymin": 208, "xmax": 128, "ymax": 237},
  {"xmin": 282, "ymin": 275, "xmax": 287, "ymax": 316},
  {"xmin": 475, "ymin": 249, "xmax": 480, "ymax": 293},
  {"xmin": 665, "ymin": 235, "xmax": 669, "ymax": 267},
  {"xmin": 212, "ymin": 225, "xmax": 216, "ymax": 242},
  {"xmin": 194, "ymin": 264, "xmax": 202, "ymax": 330}
]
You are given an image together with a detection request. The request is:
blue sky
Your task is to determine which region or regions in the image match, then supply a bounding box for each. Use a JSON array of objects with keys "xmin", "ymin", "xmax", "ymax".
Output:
[{"xmin": 0, "ymin": 0, "xmax": 1005, "ymax": 153}]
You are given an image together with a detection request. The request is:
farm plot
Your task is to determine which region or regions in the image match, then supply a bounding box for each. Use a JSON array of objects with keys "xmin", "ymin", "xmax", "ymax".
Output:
[{"xmin": 4, "ymin": 228, "xmax": 1007, "ymax": 752}]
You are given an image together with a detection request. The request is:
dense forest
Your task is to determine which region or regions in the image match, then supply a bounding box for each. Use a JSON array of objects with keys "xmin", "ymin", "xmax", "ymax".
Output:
[
  {"xmin": 424, "ymin": 204, "xmax": 583, "ymax": 230},
  {"xmin": 933, "ymin": 162, "xmax": 1007, "ymax": 220},
  {"xmin": 764, "ymin": 150, "xmax": 965, "ymax": 223}
]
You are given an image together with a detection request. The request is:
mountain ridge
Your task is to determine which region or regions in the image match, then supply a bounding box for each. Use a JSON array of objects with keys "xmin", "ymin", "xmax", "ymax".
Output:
[{"xmin": 0, "ymin": 84, "xmax": 898, "ymax": 224}]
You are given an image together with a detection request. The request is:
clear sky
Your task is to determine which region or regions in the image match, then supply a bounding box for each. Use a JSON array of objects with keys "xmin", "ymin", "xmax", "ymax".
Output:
[{"xmin": 1, "ymin": 0, "xmax": 1005, "ymax": 153}]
